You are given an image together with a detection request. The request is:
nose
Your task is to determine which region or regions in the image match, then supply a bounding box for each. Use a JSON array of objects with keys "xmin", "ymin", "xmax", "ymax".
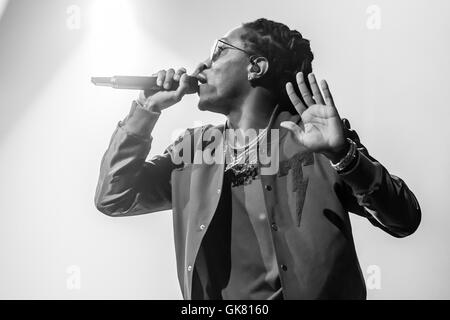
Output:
[{"xmin": 203, "ymin": 58, "xmax": 212, "ymax": 69}]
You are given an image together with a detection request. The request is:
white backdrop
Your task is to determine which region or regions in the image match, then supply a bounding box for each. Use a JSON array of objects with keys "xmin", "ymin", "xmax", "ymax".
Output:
[{"xmin": 0, "ymin": 0, "xmax": 449, "ymax": 299}]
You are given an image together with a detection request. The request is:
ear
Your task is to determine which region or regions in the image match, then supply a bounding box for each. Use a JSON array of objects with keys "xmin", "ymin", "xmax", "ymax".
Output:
[{"xmin": 247, "ymin": 56, "xmax": 269, "ymax": 80}]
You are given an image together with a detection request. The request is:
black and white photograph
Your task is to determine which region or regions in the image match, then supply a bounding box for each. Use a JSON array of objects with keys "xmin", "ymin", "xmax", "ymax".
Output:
[{"xmin": 0, "ymin": 0, "xmax": 448, "ymax": 306}]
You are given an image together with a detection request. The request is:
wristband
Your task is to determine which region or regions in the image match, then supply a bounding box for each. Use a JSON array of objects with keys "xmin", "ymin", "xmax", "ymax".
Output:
[{"xmin": 330, "ymin": 138, "xmax": 358, "ymax": 172}]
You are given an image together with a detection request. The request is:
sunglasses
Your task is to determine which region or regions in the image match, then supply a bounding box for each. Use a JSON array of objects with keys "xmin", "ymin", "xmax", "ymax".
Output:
[{"xmin": 210, "ymin": 39, "xmax": 257, "ymax": 64}]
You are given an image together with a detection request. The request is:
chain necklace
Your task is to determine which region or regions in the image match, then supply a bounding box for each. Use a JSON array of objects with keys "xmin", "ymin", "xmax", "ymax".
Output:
[
  {"xmin": 224, "ymin": 126, "xmax": 269, "ymax": 186},
  {"xmin": 223, "ymin": 105, "xmax": 280, "ymax": 186},
  {"xmin": 224, "ymin": 126, "xmax": 268, "ymax": 172}
]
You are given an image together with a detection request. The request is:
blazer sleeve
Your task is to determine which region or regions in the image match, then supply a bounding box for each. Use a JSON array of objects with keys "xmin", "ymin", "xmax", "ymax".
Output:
[
  {"xmin": 94, "ymin": 101, "xmax": 181, "ymax": 217},
  {"xmin": 335, "ymin": 120, "xmax": 421, "ymax": 238}
]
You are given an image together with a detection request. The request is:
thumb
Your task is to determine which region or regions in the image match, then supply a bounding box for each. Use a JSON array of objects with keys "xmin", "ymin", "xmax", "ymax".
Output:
[
  {"xmin": 192, "ymin": 61, "xmax": 208, "ymax": 77},
  {"xmin": 280, "ymin": 121, "xmax": 301, "ymax": 134},
  {"xmin": 281, "ymin": 121, "xmax": 305, "ymax": 145}
]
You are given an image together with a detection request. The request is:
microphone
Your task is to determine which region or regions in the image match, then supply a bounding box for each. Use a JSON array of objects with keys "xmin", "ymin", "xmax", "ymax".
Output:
[{"xmin": 91, "ymin": 75, "xmax": 199, "ymax": 94}]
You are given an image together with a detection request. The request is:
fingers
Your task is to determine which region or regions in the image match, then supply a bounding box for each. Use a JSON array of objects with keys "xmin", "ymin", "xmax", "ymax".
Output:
[
  {"xmin": 296, "ymin": 72, "xmax": 315, "ymax": 106},
  {"xmin": 286, "ymin": 82, "xmax": 307, "ymax": 115},
  {"xmin": 320, "ymin": 79, "xmax": 335, "ymax": 107},
  {"xmin": 173, "ymin": 73, "xmax": 190, "ymax": 101},
  {"xmin": 173, "ymin": 67, "xmax": 187, "ymax": 82},
  {"xmin": 156, "ymin": 70, "xmax": 166, "ymax": 87},
  {"xmin": 308, "ymin": 73, "xmax": 325, "ymax": 105},
  {"xmin": 154, "ymin": 68, "xmax": 187, "ymax": 90},
  {"xmin": 296, "ymin": 72, "xmax": 335, "ymax": 108},
  {"xmin": 164, "ymin": 68, "xmax": 175, "ymax": 89}
]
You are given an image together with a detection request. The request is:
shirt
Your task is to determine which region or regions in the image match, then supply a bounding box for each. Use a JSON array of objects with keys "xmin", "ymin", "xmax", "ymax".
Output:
[{"xmin": 192, "ymin": 169, "xmax": 283, "ymax": 299}]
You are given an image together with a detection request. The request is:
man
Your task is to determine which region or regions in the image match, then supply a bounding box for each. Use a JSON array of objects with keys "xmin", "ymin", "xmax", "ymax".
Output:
[{"xmin": 95, "ymin": 18, "xmax": 421, "ymax": 299}]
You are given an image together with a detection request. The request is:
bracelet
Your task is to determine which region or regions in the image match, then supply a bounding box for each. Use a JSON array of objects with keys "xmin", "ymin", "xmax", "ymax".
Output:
[
  {"xmin": 134, "ymin": 99, "xmax": 161, "ymax": 113},
  {"xmin": 330, "ymin": 138, "xmax": 357, "ymax": 172}
]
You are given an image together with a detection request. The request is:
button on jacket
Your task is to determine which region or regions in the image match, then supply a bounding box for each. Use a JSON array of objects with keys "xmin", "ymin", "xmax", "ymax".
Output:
[{"xmin": 95, "ymin": 102, "xmax": 421, "ymax": 300}]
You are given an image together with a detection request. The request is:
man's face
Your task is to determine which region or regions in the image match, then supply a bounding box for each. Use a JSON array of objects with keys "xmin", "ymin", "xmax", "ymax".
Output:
[{"xmin": 197, "ymin": 26, "xmax": 252, "ymax": 114}]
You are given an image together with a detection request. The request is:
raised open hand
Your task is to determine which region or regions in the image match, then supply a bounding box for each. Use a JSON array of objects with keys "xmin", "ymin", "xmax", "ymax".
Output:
[{"xmin": 280, "ymin": 72, "xmax": 349, "ymax": 163}]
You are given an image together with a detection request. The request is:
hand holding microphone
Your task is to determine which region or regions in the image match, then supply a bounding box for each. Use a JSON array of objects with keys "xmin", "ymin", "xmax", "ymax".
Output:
[
  {"xmin": 137, "ymin": 67, "xmax": 193, "ymax": 111},
  {"xmin": 92, "ymin": 63, "xmax": 208, "ymax": 112},
  {"xmin": 138, "ymin": 63, "xmax": 208, "ymax": 111}
]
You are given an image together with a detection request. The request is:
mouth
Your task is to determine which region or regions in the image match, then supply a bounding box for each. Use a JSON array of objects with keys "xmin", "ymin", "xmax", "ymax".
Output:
[{"xmin": 196, "ymin": 74, "xmax": 207, "ymax": 85}]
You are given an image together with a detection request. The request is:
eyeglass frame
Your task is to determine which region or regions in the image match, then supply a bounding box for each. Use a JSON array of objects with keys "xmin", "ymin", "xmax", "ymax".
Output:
[{"xmin": 210, "ymin": 39, "xmax": 259, "ymax": 65}]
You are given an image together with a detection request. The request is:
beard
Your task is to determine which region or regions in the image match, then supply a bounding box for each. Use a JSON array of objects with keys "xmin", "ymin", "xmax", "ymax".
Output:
[
  {"xmin": 197, "ymin": 85, "xmax": 230, "ymax": 115},
  {"xmin": 197, "ymin": 81, "xmax": 247, "ymax": 115}
]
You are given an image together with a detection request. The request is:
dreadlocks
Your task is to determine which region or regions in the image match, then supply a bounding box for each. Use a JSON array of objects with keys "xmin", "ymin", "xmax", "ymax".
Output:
[{"xmin": 241, "ymin": 18, "xmax": 314, "ymax": 114}]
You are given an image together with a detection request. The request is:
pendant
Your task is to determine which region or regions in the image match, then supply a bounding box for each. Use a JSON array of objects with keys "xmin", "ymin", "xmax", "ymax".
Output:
[{"xmin": 228, "ymin": 163, "xmax": 259, "ymax": 187}]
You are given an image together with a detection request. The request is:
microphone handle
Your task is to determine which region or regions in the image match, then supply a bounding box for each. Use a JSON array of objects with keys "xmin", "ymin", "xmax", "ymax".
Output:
[{"xmin": 91, "ymin": 76, "xmax": 199, "ymax": 94}]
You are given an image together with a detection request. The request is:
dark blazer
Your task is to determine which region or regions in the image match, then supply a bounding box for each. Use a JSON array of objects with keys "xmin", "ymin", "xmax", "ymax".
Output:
[{"xmin": 95, "ymin": 102, "xmax": 421, "ymax": 299}]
